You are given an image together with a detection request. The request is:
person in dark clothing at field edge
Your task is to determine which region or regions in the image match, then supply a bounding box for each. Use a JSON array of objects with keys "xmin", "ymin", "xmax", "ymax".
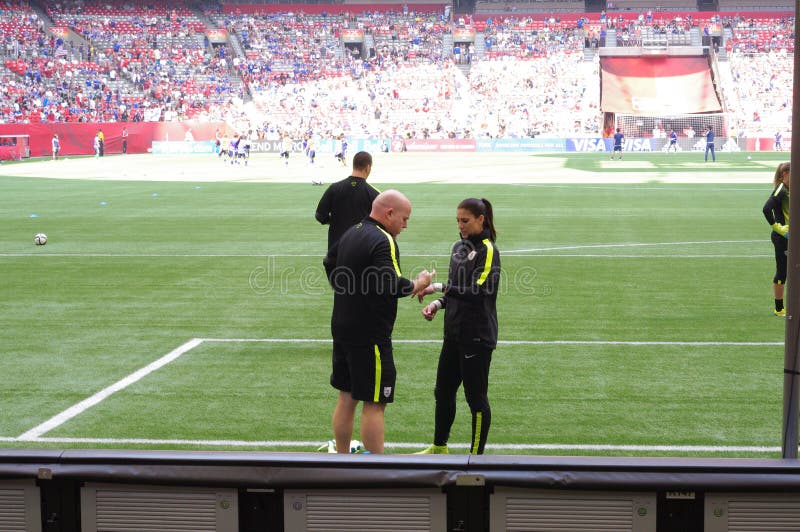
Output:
[
  {"xmin": 315, "ymin": 151, "xmax": 380, "ymax": 252},
  {"xmin": 323, "ymin": 189, "xmax": 434, "ymax": 454},
  {"xmin": 416, "ymin": 197, "xmax": 501, "ymax": 455}
]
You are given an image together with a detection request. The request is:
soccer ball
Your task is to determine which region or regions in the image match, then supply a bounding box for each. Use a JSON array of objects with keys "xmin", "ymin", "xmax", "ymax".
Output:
[
  {"xmin": 747, "ymin": 156, "xmax": 752, "ymax": 160},
  {"xmin": 34, "ymin": 233, "xmax": 47, "ymax": 246}
]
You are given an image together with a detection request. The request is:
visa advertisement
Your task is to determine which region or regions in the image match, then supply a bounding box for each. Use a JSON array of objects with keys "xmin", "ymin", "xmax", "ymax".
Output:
[{"xmin": 566, "ymin": 138, "xmax": 659, "ymax": 152}]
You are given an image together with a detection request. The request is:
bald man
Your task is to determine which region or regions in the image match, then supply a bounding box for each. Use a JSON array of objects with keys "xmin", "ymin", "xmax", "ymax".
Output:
[{"xmin": 323, "ymin": 189, "xmax": 434, "ymax": 453}]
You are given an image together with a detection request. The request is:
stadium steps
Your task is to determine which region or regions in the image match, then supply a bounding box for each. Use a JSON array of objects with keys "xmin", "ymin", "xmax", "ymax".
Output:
[
  {"xmin": 187, "ymin": 0, "xmax": 217, "ymax": 33},
  {"xmin": 32, "ymin": 0, "xmax": 93, "ymax": 52},
  {"xmin": 364, "ymin": 33, "xmax": 376, "ymax": 58},
  {"xmin": 225, "ymin": 33, "xmax": 251, "ymax": 102},
  {"xmin": 28, "ymin": 1, "xmax": 53, "ymax": 32},
  {"xmin": 473, "ymin": 32, "xmax": 486, "ymax": 59},
  {"xmin": 690, "ymin": 27, "xmax": 703, "ymax": 47},
  {"xmin": 714, "ymin": 59, "xmax": 739, "ymax": 114},
  {"xmin": 442, "ymin": 32, "xmax": 454, "ymax": 59},
  {"xmin": 719, "ymin": 27, "xmax": 733, "ymax": 60}
]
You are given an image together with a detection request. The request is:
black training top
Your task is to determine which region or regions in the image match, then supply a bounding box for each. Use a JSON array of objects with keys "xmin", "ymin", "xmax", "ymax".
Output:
[
  {"xmin": 436, "ymin": 229, "xmax": 500, "ymax": 348},
  {"xmin": 763, "ymin": 182, "xmax": 790, "ymax": 228},
  {"xmin": 315, "ymin": 176, "xmax": 380, "ymax": 251},
  {"xmin": 325, "ymin": 217, "xmax": 415, "ymax": 344}
]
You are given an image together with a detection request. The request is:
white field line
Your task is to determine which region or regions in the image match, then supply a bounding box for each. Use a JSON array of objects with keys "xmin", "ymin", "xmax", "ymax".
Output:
[
  {"xmin": 515, "ymin": 184, "xmax": 768, "ymax": 192},
  {"xmin": 0, "ymin": 253, "xmax": 772, "ymax": 260},
  {"xmin": 508, "ymin": 255, "xmax": 770, "ymax": 258},
  {"xmin": 13, "ymin": 337, "xmax": 782, "ymax": 444},
  {"xmin": 0, "ymin": 239, "xmax": 768, "ymax": 259},
  {"xmin": 202, "ymin": 338, "xmax": 782, "ymax": 347},
  {"xmin": 0, "ymin": 435, "xmax": 781, "ymax": 454},
  {"xmin": 16, "ymin": 338, "xmax": 203, "ymax": 440},
  {"xmin": 0, "ymin": 253, "xmax": 331, "ymax": 258},
  {"xmin": 505, "ymin": 240, "xmax": 763, "ymax": 254}
]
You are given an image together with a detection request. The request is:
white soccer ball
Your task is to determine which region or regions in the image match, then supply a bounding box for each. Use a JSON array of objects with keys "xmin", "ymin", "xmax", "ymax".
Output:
[
  {"xmin": 323, "ymin": 439, "xmax": 365, "ymax": 453},
  {"xmin": 34, "ymin": 233, "xmax": 47, "ymax": 246},
  {"xmin": 349, "ymin": 440, "xmax": 364, "ymax": 453},
  {"xmin": 747, "ymin": 156, "xmax": 752, "ymax": 160}
]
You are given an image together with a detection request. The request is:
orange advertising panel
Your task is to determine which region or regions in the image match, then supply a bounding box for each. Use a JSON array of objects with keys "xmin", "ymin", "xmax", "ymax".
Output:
[
  {"xmin": 205, "ymin": 29, "xmax": 228, "ymax": 43},
  {"xmin": 453, "ymin": 28, "xmax": 476, "ymax": 41},
  {"xmin": 341, "ymin": 29, "xmax": 364, "ymax": 42},
  {"xmin": 600, "ymin": 56, "xmax": 722, "ymax": 115},
  {"xmin": 50, "ymin": 27, "xmax": 70, "ymax": 38}
]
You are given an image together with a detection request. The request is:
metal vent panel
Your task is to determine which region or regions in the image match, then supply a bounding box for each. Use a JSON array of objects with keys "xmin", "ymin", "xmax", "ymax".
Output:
[
  {"xmin": 0, "ymin": 488, "xmax": 26, "ymax": 532},
  {"xmin": 285, "ymin": 489, "xmax": 446, "ymax": 531},
  {"xmin": 96, "ymin": 491, "xmax": 217, "ymax": 531},
  {"xmin": 706, "ymin": 494, "xmax": 800, "ymax": 532},
  {"xmin": 83, "ymin": 484, "xmax": 237, "ymax": 532},
  {"xmin": 506, "ymin": 496, "xmax": 633, "ymax": 530},
  {"xmin": 730, "ymin": 501, "xmax": 800, "ymax": 528},
  {"xmin": 0, "ymin": 480, "xmax": 41, "ymax": 532},
  {"xmin": 491, "ymin": 488, "xmax": 656, "ymax": 532}
]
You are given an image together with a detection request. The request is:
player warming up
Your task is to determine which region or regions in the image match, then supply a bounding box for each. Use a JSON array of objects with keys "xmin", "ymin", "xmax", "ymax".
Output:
[
  {"xmin": 335, "ymin": 134, "xmax": 348, "ymax": 167},
  {"xmin": 667, "ymin": 129, "xmax": 678, "ymax": 152},
  {"xmin": 280, "ymin": 134, "xmax": 292, "ymax": 167},
  {"xmin": 611, "ymin": 128, "xmax": 624, "ymax": 160},
  {"xmin": 704, "ymin": 125, "xmax": 716, "ymax": 162}
]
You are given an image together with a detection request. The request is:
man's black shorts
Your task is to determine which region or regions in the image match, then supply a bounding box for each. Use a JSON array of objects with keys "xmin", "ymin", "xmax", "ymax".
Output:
[{"xmin": 331, "ymin": 340, "xmax": 396, "ymax": 403}]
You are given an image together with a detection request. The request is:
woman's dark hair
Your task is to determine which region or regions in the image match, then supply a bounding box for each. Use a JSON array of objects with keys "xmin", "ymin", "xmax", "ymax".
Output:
[
  {"xmin": 458, "ymin": 197, "xmax": 497, "ymax": 241},
  {"xmin": 773, "ymin": 161, "xmax": 790, "ymax": 188}
]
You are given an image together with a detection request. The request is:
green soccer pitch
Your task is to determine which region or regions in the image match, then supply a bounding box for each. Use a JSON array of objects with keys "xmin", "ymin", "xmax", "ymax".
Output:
[{"xmin": 0, "ymin": 150, "xmax": 791, "ymax": 457}]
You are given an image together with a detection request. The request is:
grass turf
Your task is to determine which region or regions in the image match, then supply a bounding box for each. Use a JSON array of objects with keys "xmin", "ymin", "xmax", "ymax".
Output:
[{"xmin": 0, "ymin": 162, "xmax": 788, "ymax": 456}]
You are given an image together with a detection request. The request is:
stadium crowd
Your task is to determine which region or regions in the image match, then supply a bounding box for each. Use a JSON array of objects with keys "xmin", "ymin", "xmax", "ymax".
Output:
[{"xmin": 0, "ymin": 0, "xmax": 793, "ymax": 140}]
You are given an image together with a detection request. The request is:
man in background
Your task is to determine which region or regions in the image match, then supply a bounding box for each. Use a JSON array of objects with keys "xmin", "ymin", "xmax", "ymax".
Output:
[
  {"xmin": 668, "ymin": 129, "xmax": 678, "ymax": 152},
  {"xmin": 705, "ymin": 125, "xmax": 715, "ymax": 162},
  {"xmin": 611, "ymin": 127, "xmax": 624, "ymax": 160},
  {"xmin": 315, "ymin": 151, "xmax": 380, "ymax": 252},
  {"xmin": 121, "ymin": 127, "xmax": 128, "ymax": 154},
  {"xmin": 51, "ymin": 134, "xmax": 59, "ymax": 160}
]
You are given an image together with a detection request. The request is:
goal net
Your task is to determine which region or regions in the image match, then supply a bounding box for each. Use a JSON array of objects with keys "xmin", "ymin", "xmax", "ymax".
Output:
[{"xmin": 615, "ymin": 113, "xmax": 728, "ymax": 142}]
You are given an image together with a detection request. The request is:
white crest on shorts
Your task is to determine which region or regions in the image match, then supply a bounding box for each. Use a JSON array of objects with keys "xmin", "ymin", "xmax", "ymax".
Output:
[{"xmin": 383, "ymin": 386, "xmax": 392, "ymax": 398}]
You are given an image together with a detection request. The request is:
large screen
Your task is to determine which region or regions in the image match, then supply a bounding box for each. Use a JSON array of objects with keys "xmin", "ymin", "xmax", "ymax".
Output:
[{"xmin": 600, "ymin": 56, "xmax": 722, "ymax": 114}]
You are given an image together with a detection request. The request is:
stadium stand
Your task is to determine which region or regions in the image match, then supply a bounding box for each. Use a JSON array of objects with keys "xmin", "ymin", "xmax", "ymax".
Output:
[
  {"xmin": 0, "ymin": 0, "xmax": 793, "ymax": 153},
  {"xmin": 724, "ymin": 50, "xmax": 792, "ymax": 138},
  {"xmin": 474, "ymin": 0, "xmax": 586, "ymax": 15},
  {"xmin": 717, "ymin": 0, "xmax": 793, "ymax": 10},
  {"xmin": 607, "ymin": 0, "xmax": 698, "ymax": 11}
]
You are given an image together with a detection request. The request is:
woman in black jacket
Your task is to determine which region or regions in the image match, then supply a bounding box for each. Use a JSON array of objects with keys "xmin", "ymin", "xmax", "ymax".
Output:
[
  {"xmin": 417, "ymin": 198, "xmax": 500, "ymax": 455},
  {"xmin": 763, "ymin": 162, "xmax": 791, "ymax": 316}
]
